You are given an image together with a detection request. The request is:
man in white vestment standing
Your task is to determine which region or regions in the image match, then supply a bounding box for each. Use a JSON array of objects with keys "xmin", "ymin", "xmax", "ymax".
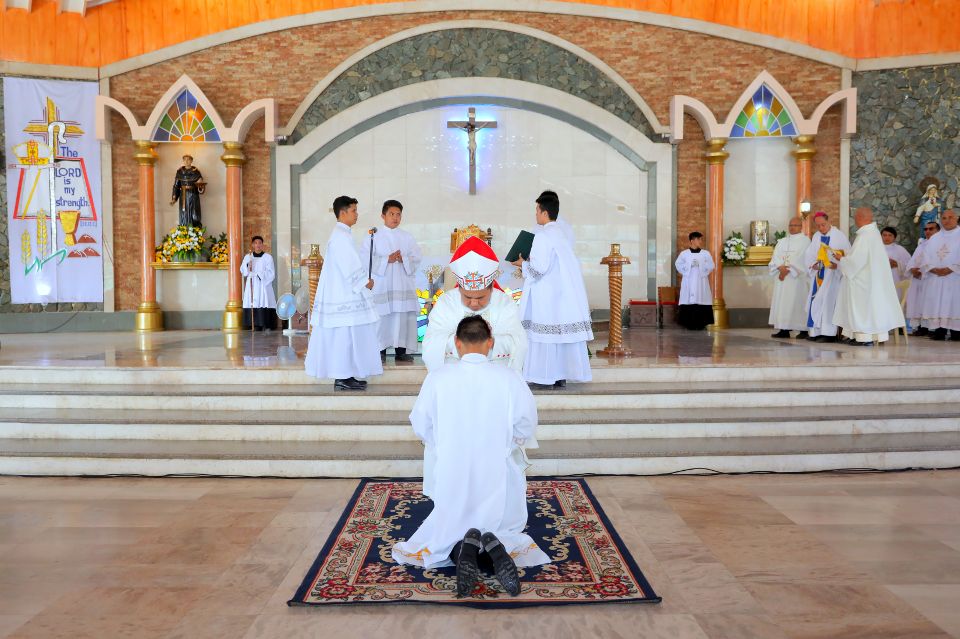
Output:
[
  {"xmin": 918, "ymin": 209, "xmax": 960, "ymax": 341},
  {"xmin": 240, "ymin": 235, "xmax": 277, "ymax": 331},
  {"xmin": 803, "ymin": 212, "xmax": 851, "ymax": 342},
  {"xmin": 833, "ymin": 208, "xmax": 906, "ymax": 345},
  {"xmin": 769, "ymin": 217, "xmax": 811, "ymax": 339},
  {"xmin": 512, "ymin": 192, "xmax": 593, "ymax": 389},
  {"xmin": 675, "ymin": 231, "xmax": 715, "ymax": 330},
  {"xmin": 304, "ymin": 196, "xmax": 382, "ymax": 390},
  {"xmin": 392, "ymin": 316, "xmax": 549, "ymax": 597},
  {"xmin": 360, "ymin": 200, "xmax": 422, "ymax": 363},
  {"xmin": 906, "ymin": 221, "xmax": 940, "ymax": 336},
  {"xmin": 529, "ymin": 190, "xmax": 575, "ymax": 248},
  {"xmin": 882, "ymin": 226, "xmax": 912, "ymax": 287},
  {"xmin": 422, "ymin": 236, "xmax": 527, "ymax": 372}
]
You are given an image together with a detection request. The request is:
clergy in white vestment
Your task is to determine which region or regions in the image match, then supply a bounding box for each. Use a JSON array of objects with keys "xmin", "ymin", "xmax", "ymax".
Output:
[
  {"xmin": 240, "ymin": 235, "xmax": 277, "ymax": 331},
  {"xmin": 881, "ymin": 226, "xmax": 912, "ymax": 287},
  {"xmin": 802, "ymin": 212, "xmax": 851, "ymax": 342},
  {"xmin": 304, "ymin": 196, "xmax": 383, "ymax": 391},
  {"xmin": 392, "ymin": 316, "xmax": 549, "ymax": 597},
  {"xmin": 675, "ymin": 231, "xmax": 715, "ymax": 330},
  {"xmin": 528, "ymin": 190, "xmax": 575, "ymax": 248},
  {"xmin": 918, "ymin": 209, "xmax": 960, "ymax": 341},
  {"xmin": 513, "ymin": 193, "xmax": 593, "ymax": 389},
  {"xmin": 422, "ymin": 236, "xmax": 527, "ymax": 373},
  {"xmin": 359, "ymin": 200, "xmax": 422, "ymax": 362},
  {"xmin": 906, "ymin": 221, "xmax": 940, "ymax": 335},
  {"xmin": 769, "ymin": 218, "xmax": 811, "ymax": 338},
  {"xmin": 833, "ymin": 209, "xmax": 906, "ymax": 345}
]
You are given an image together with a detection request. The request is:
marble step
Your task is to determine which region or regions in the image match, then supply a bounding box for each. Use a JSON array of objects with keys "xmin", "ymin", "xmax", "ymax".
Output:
[
  {"xmin": 1, "ymin": 432, "xmax": 957, "ymax": 477},
  {"xmin": 0, "ymin": 404, "xmax": 958, "ymax": 441}
]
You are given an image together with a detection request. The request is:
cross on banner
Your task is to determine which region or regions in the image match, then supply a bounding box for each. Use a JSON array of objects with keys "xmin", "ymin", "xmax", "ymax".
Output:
[{"xmin": 446, "ymin": 107, "xmax": 497, "ymax": 195}]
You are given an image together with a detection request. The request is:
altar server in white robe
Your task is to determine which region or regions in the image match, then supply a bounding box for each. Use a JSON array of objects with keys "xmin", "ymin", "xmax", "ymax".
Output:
[
  {"xmin": 919, "ymin": 209, "xmax": 960, "ymax": 341},
  {"xmin": 675, "ymin": 231, "xmax": 715, "ymax": 330},
  {"xmin": 392, "ymin": 315, "xmax": 549, "ymax": 597},
  {"xmin": 529, "ymin": 190, "xmax": 575, "ymax": 248},
  {"xmin": 833, "ymin": 209, "xmax": 905, "ymax": 345},
  {"xmin": 423, "ymin": 236, "xmax": 527, "ymax": 372},
  {"xmin": 802, "ymin": 212, "xmax": 851, "ymax": 342},
  {"xmin": 304, "ymin": 196, "xmax": 382, "ymax": 390},
  {"xmin": 769, "ymin": 218, "xmax": 811, "ymax": 339},
  {"xmin": 906, "ymin": 221, "xmax": 940, "ymax": 335},
  {"xmin": 513, "ymin": 192, "xmax": 592, "ymax": 389},
  {"xmin": 240, "ymin": 235, "xmax": 277, "ymax": 331},
  {"xmin": 360, "ymin": 200, "xmax": 422, "ymax": 362}
]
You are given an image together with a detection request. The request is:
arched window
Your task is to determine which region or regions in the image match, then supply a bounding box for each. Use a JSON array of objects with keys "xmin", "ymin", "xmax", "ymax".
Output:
[
  {"xmin": 730, "ymin": 85, "xmax": 797, "ymax": 138},
  {"xmin": 152, "ymin": 89, "xmax": 221, "ymax": 142}
]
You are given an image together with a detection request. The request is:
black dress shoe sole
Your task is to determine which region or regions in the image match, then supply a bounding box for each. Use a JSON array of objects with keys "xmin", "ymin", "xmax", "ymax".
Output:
[
  {"xmin": 394, "ymin": 355, "xmax": 415, "ymax": 362},
  {"xmin": 456, "ymin": 529, "xmax": 483, "ymax": 598},
  {"xmin": 481, "ymin": 532, "xmax": 520, "ymax": 596},
  {"xmin": 334, "ymin": 382, "xmax": 365, "ymax": 391}
]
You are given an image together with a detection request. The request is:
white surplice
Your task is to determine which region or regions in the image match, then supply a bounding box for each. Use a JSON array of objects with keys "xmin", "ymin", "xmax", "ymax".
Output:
[
  {"xmin": 675, "ymin": 249, "xmax": 714, "ymax": 305},
  {"xmin": 359, "ymin": 225, "xmax": 423, "ymax": 351},
  {"xmin": 240, "ymin": 252, "xmax": 277, "ymax": 309},
  {"xmin": 530, "ymin": 214, "xmax": 575, "ymax": 248},
  {"xmin": 768, "ymin": 233, "xmax": 811, "ymax": 331},
  {"xmin": 905, "ymin": 238, "xmax": 930, "ymax": 324},
  {"xmin": 919, "ymin": 226, "xmax": 960, "ymax": 331},
  {"xmin": 519, "ymin": 221, "xmax": 593, "ymax": 385},
  {"xmin": 833, "ymin": 222, "xmax": 905, "ymax": 342},
  {"xmin": 802, "ymin": 227, "xmax": 851, "ymax": 337},
  {"xmin": 391, "ymin": 353, "xmax": 550, "ymax": 570},
  {"xmin": 885, "ymin": 242, "xmax": 912, "ymax": 286},
  {"xmin": 304, "ymin": 222, "xmax": 383, "ymax": 380},
  {"xmin": 422, "ymin": 288, "xmax": 527, "ymax": 373}
]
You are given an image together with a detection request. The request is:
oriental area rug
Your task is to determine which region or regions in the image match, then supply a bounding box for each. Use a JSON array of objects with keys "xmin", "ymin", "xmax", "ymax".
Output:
[{"xmin": 288, "ymin": 478, "xmax": 661, "ymax": 608}]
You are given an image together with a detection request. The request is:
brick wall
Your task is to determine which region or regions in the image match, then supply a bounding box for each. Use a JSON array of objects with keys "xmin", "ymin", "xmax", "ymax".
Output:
[{"xmin": 108, "ymin": 11, "xmax": 843, "ymax": 310}]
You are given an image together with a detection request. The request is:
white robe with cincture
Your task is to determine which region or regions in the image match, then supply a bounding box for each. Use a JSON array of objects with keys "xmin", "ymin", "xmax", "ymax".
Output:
[
  {"xmin": 240, "ymin": 253, "xmax": 277, "ymax": 309},
  {"xmin": 803, "ymin": 227, "xmax": 851, "ymax": 337},
  {"xmin": 392, "ymin": 353, "xmax": 550, "ymax": 570},
  {"xmin": 359, "ymin": 225, "xmax": 423, "ymax": 351},
  {"xmin": 919, "ymin": 226, "xmax": 960, "ymax": 331},
  {"xmin": 675, "ymin": 249, "xmax": 714, "ymax": 305},
  {"xmin": 768, "ymin": 233, "xmax": 811, "ymax": 331}
]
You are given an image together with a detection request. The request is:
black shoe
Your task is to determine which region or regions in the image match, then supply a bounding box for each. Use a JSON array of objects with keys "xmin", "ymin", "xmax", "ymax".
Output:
[
  {"xmin": 527, "ymin": 382, "xmax": 554, "ymax": 390},
  {"xmin": 839, "ymin": 337, "xmax": 857, "ymax": 345},
  {"xmin": 814, "ymin": 335, "xmax": 837, "ymax": 343},
  {"xmin": 553, "ymin": 379, "xmax": 567, "ymax": 389},
  {"xmin": 380, "ymin": 349, "xmax": 387, "ymax": 363},
  {"xmin": 394, "ymin": 347, "xmax": 414, "ymax": 363},
  {"xmin": 931, "ymin": 328, "xmax": 948, "ymax": 341},
  {"xmin": 912, "ymin": 327, "xmax": 929, "ymax": 337},
  {"xmin": 771, "ymin": 330, "xmax": 791, "ymax": 338},
  {"xmin": 334, "ymin": 377, "xmax": 365, "ymax": 391},
  {"xmin": 455, "ymin": 529, "xmax": 483, "ymax": 598},
  {"xmin": 481, "ymin": 532, "xmax": 520, "ymax": 596},
  {"xmin": 794, "ymin": 331, "xmax": 809, "ymax": 339},
  {"xmin": 950, "ymin": 332, "xmax": 960, "ymax": 342}
]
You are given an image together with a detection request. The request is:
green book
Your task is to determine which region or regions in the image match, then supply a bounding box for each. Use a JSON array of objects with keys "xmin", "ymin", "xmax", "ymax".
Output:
[{"xmin": 504, "ymin": 230, "xmax": 535, "ymax": 263}]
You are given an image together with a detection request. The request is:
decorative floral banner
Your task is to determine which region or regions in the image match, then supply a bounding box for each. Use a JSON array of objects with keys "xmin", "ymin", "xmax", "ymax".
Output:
[{"xmin": 3, "ymin": 78, "xmax": 103, "ymax": 304}]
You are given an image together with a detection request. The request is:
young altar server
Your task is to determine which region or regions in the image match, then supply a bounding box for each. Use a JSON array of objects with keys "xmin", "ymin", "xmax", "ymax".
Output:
[
  {"xmin": 906, "ymin": 221, "xmax": 940, "ymax": 335},
  {"xmin": 422, "ymin": 236, "xmax": 527, "ymax": 373},
  {"xmin": 675, "ymin": 231, "xmax": 715, "ymax": 330},
  {"xmin": 360, "ymin": 200, "xmax": 422, "ymax": 362},
  {"xmin": 918, "ymin": 209, "xmax": 960, "ymax": 341},
  {"xmin": 802, "ymin": 212, "xmax": 851, "ymax": 342},
  {"xmin": 304, "ymin": 196, "xmax": 382, "ymax": 390},
  {"xmin": 833, "ymin": 208, "xmax": 905, "ymax": 345},
  {"xmin": 768, "ymin": 217, "xmax": 811, "ymax": 339},
  {"xmin": 392, "ymin": 315, "xmax": 549, "ymax": 597},
  {"xmin": 529, "ymin": 190, "xmax": 575, "ymax": 248},
  {"xmin": 512, "ymin": 192, "xmax": 592, "ymax": 389},
  {"xmin": 240, "ymin": 235, "xmax": 277, "ymax": 331}
]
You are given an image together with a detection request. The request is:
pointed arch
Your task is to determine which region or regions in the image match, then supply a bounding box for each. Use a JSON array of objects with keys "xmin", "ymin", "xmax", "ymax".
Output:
[{"xmin": 143, "ymin": 75, "xmax": 227, "ymax": 143}]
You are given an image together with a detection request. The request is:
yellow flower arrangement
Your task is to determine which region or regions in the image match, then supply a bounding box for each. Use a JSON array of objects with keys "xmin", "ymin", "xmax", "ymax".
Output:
[
  {"xmin": 156, "ymin": 225, "xmax": 207, "ymax": 262},
  {"xmin": 209, "ymin": 233, "xmax": 229, "ymax": 264}
]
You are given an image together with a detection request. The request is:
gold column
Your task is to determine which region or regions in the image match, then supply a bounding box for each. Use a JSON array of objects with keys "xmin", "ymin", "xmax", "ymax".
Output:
[
  {"xmin": 705, "ymin": 138, "xmax": 729, "ymax": 330},
  {"xmin": 792, "ymin": 135, "xmax": 817, "ymax": 237},
  {"xmin": 134, "ymin": 140, "xmax": 163, "ymax": 332},
  {"xmin": 221, "ymin": 141, "xmax": 246, "ymax": 331},
  {"xmin": 598, "ymin": 244, "xmax": 632, "ymax": 358},
  {"xmin": 299, "ymin": 244, "xmax": 324, "ymax": 332}
]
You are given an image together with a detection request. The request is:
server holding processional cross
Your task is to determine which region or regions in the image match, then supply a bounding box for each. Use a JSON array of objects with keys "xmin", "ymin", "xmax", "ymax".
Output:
[{"xmin": 447, "ymin": 108, "xmax": 497, "ymax": 195}]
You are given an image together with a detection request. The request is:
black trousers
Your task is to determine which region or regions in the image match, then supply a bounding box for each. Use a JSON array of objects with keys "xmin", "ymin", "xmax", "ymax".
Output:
[{"xmin": 242, "ymin": 307, "xmax": 275, "ymax": 330}]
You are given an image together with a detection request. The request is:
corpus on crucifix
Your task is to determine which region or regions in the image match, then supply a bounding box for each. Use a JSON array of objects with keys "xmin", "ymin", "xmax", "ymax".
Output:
[{"xmin": 447, "ymin": 107, "xmax": 497, "ymax": 195}]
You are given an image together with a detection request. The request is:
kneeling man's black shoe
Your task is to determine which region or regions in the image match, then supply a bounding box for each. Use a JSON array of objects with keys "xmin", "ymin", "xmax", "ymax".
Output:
[
  {"xmin": 334, "ymin": 377, "xmax": 365, "ymax": 391},
  {"xmin": 771, "ymin": 330, "xmax": 791, "ymax": 338},
  {"xmin": 481, "ymin": 531, "xmax": 520, "ymax": 596},
  {"xmin": 455, "ymin": 529, "xmax": 483, "ymax": 597}
]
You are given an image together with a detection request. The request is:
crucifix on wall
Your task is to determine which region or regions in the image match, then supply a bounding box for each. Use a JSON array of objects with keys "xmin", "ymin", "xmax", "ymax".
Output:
[{"xmin": 447, "ymin": 107, "xmax": 497, "ymax": 195}]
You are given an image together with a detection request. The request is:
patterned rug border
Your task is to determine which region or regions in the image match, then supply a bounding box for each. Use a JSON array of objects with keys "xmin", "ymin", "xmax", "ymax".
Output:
[{"xmin": 288, "ymin": 477, "xmax": 662, "ymax": 609}]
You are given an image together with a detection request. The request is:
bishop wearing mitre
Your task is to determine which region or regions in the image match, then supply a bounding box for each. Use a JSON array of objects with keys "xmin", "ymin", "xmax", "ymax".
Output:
[{"xmin": 769, "ymin": 218, "xmax": 811, "ymax": 338}]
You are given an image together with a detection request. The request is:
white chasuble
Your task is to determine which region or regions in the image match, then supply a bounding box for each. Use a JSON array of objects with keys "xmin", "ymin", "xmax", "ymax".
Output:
[
  {"xmin": 240, "ymin": 252, "xmax": 277, "ymax": 309},
  {"xmin": 768, "ymin": 233, "xmax": 811, "ymax": 331},
  {"xmin": 802, "ymin": 227, "xmax": 851, "ymax": 336},
  {"xmin": 833, "ymin": 222, "xmax": 905, "ymax": 341},
  {"xmin": 919, "ymin": 226, "xmax": 960, "ymax": 331},
  {"xmin": 422, "ymin": 288, "xmax": 527, "ymax": 373},
  {"xmin": 675, "ymin": 249, "xmax": 714, "ymax": 305},
  {"xmin": 391, "ymin": 353, "xmax": 550, "ymax": 570}
]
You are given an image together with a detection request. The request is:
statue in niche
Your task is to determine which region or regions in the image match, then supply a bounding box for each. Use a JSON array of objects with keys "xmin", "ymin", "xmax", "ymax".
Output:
[
  {"xmin": 170, "ymin": 154, "xmax": 206, "ymax": 227},
  {"xmin": 913, "ymin": 177, "xmax": 943, "ymax": 238}
]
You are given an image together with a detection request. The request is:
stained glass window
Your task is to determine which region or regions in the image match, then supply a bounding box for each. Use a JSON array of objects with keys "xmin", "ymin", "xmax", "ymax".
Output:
[
  {"xmin": 152, "ymin": 89, "xmax": 220, "ymax": 142},
  {"xmin": 730, "ymin": 85, "xmax": 797, "ymax": 138}
]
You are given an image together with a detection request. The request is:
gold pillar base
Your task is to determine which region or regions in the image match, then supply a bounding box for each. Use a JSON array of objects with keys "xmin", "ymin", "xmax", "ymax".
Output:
[
  {"xmin": 598, "ymin": 346, "xmax": 633, "ymax": 358},
  {"xmin": 708, "ymin": 298, "xmax": 729, "ymax": 330},
  {"xmin": 222, "ymin": 301, "xmax": 244, "ymax": 332},
  {"xmin": 135, "ymin": 302, "xmax": 164, "ymax": 332}
]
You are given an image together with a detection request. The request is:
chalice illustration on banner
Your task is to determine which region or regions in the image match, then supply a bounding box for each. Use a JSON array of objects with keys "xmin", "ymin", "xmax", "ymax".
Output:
[{"xmin": 58, "ymin": 210, "xmax": 80, "ymax": 246}]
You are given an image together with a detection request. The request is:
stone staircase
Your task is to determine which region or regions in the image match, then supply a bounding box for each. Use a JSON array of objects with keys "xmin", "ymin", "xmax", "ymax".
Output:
[{"xmin": 0, "ymin": 362, "xmax": 958, "ymax": 476}]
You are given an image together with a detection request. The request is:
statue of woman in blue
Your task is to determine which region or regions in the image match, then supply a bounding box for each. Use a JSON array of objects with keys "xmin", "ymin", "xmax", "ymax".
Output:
[{"xmin": 913, "ymin": 181, "xmax": 942, "ymax": 240}]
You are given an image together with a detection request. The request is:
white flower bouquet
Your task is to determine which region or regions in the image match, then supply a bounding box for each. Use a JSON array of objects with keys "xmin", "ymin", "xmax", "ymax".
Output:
[{"xmin": 722, "ymin": 231, "xmax": 748, "ymax": 265}]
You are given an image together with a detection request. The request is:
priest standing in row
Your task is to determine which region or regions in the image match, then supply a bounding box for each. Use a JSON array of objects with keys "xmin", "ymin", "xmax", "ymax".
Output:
[
  {"xmin": 769, "ymin": 217, "xmax": 811, "ymax": 339},
  {"xmin": 918, "ymin": 209, "xmax": 960, "ymax": 341},
  {"xmin": 304, "ymin": 196, "xmax": 383, "ymax": 390},
  {"xmin": 361, "ymin": 200, "xmax": 422, "ymax": 363},
  {"xmin": 675, "ymin": 231, "xmax": 715, "ymax": 330},
  {"xmin": 803, "ymin": 212, "xmax": 850, "ymax": 342},
  {"xmin": 513, "ymin": 192, "xmax": 592, "ymax": 389},
  {"xmin": 240, "ymin": 235, "xmax": 277, "ymax": 331},
  {"xmin": 906, "ymin": 221, "xmax": 940, "ymax": 335},
  {"xmin": 833, "ymin": 208, "xmax": 905, "ymax": 345}
]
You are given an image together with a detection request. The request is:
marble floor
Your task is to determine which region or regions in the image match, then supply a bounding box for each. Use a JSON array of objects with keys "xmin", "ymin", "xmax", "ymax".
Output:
[
  {"xmin": 1, "ymin": 327, "xmax": 958, "ymax": 370},
  {"xmin": 0, "ymin": 472, "xmax": 958, "ymax": 638}
]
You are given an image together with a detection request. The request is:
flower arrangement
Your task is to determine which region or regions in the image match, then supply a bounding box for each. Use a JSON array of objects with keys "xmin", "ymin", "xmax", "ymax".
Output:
[
  {"xmin": 155, "ymin": 225, "xmax": 207, "ymax": 263},
  {"xmin": 209, "ymin": 232, "xmax": 229, "ymax": 264},
  {"xmin": 722, "ymin": 231, "xmax": 748, "ymax": 265},
  {"xmin": 773, "ymin": 230, "xmax": 787, "ymax": 243}
]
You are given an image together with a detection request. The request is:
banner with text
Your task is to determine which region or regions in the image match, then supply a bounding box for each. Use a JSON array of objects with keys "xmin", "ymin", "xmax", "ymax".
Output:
[{"xmin": 3, "ymin": 77, "xmax": 103, "ymax": 304}]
